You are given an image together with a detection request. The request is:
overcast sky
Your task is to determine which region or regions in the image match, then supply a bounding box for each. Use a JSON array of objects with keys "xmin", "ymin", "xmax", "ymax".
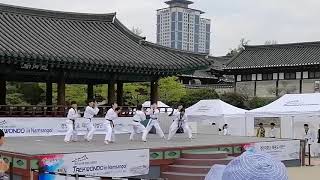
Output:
[{"xmin": 1, "ymin": 0, "xmax": 320, "ymax": 56}]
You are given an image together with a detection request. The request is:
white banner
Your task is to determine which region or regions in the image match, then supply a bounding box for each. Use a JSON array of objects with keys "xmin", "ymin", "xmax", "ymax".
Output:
[
  {"xmin": 37, "ymin": 149, "xmax": 149, "ymax": 178},
  {"xmin": 253, "ymin": 140, "xmax": 300, "ymax": 161},
  {"xmin": 0, "ymin": 117, "xmax": 134, "ymax": 137}
]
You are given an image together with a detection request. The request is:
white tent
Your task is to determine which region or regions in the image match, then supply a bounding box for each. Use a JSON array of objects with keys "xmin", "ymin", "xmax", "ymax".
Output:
[
  {"xmin": 142, "ymin": 101, "xmax": 169, "ymax": 108},
  {"xmin": 142, "ymin": 101, "xmax": 173, "ymax": 113},
  {"xmin": 186, "ymin": 99, "xmax": 249, "ymax": 136},
  {"xmin": 247, "ymin": 93, "xmax": 320, "ymax": 139}
]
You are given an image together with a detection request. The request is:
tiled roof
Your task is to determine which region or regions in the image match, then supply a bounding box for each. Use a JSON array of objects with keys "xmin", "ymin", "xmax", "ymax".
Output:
[
  {"xmin": 0, "ymin": 4, "xmax": 210, "ymax": 75},
  {"xmin": 179, "ymin": 56, "xmax": 227, "ymax": 79},
  {"xmin": 225, "ymin": 41, "xmax": 320, "ymax": 70}
]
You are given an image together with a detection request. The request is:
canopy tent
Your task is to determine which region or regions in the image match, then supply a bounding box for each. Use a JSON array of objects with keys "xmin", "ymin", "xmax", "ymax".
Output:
[
  {"xmin": 186, "ymin": 99, "xmax": 249, "ymax": 136},
  {"xmin": 142, "ymin": 101, "xmax": 173, "ymax": 113},
  {"xmin": 247, "ymin": 93, "xmax": 320, "ymax": 139},
  {"xmin": 142, "ymin": 101, "xmax": 169, "ymax": 108}
]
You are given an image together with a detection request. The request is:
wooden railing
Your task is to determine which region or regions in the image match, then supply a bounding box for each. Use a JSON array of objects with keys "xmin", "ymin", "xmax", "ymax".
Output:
[{"xmin": 0, "ymin": 105, "xmax": 173, "ymax": 117}]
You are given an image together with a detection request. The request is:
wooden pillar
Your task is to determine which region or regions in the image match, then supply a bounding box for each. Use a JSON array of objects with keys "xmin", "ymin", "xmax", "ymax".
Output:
[
  {"xmin": 87, "ymin": 83, "xmax": 94, "ymax": 100},
  {"xmin": 254, "ymin": 81, "xmax": 257, "ymax": 97},
  {"xmin": 117, "ymin": 82, "xmax": 124, "ymax": 106},
  {"xmin": 57, "ymin": 78, "xmax": 65, "ymax": 105},
  {"xmin": 0, "ymin": 80, "xmax": 6, "ymax": 105},
  {"xmin": 46, "ymin": 81, "xmax": 53, "ymax": 105},
  {"xmin": 150, "ymin": 80, "xmax": 159, "ymax": 104},
  {"xmin": 108, "ymin": 82, "xmax": 116, "ymax": 105}
]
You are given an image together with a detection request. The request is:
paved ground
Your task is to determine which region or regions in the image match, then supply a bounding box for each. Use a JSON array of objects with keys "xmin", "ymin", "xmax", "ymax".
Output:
[
  {"xmin": 287, "ymin": 158, "xmax": 320, "ymax": 179},
  {"xmin": 0, "ymin": 134, "xmax": 286, "ymax": 155}
]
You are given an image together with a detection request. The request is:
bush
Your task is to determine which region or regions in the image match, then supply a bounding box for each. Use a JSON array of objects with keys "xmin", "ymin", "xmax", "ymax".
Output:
[
  {"xmin": 220, "ymin": 92, "xmax": 248, "ymax": 109},
  {"xmin": 247, "ymin": 97, "xmax": 276, "ymax": 110},
  {"xmin": 180, "ymin": 89, "xmax": 219, "ymax": 107}
]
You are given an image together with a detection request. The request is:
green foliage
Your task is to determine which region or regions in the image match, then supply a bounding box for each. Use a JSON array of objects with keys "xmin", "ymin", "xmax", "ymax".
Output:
[
  {"xmin": 65, "ymin": 84, "xmax": 87, "ymax": 105},
  {"xmin": 159, "ymin": 77, "xmax": 186, "ymax": 105},
  {"xmin": 123, "ymin": 83, "xmax": 149, "ymax": 106},
  {"xmin": 247, "ymin": 97, "xmax": 276, "ymax": 110},
  {"xmin": 220, "ymin": 92, "xmax": 248, "ymax": 109},
  {"xmin": 180, "ymin": 89, "xmax": 219, "ymax": 107}
]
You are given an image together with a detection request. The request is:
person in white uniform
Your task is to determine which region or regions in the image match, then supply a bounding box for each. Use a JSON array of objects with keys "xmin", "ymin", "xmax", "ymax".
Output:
[
  {"xmin": 130, "ymin": 105, "xmax": 147, "ymax": 141},
  {"xmin": 83, "ymin": 99, "xmax": 99, "ymax": 142},
  {"xmin": 304, "ymin": 124, "xmax": 316, "ymax": 155},
  {"xmin": 142, "ymin": 103, "xmax": 165, "ymax": 142},
  {"xmin": 269, "ymin": 123, "xmax": 277, "ymax": 138},
  {"xmin": 104, "ymin": 103, "xmax": 121, "ymax": 144},
  {"xmin": 167, "ymin": 108, "xmax": 192, "ymax": 140},
  {"xmin": 222, "ymin": 124, "xmax": 230, "ymax": 136},
  {"xmin": 64, "ymin": 101, "xmax": 80, "ymax": 143}
]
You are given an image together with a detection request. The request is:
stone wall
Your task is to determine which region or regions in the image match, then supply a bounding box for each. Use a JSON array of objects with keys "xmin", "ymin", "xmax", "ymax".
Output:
[
  {"xmin": 302, "ymin": 79, "xmax": 320, "ymax": 93},
  {"xmin": 256, "ymin": 81, "xmax": 277, "ymax": 97},
  {"xmin": 236, "ymin": 81, "xmax": 255, "ymax": 97}
]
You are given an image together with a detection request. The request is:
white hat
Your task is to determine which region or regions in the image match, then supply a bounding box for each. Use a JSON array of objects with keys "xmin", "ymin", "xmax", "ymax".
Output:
[{"xmin": 205, "ymin": 151, "xmax": 288, "ymax": 180}]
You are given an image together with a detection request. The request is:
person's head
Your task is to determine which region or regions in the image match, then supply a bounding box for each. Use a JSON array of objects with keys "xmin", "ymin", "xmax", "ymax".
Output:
[
  {"xmin": 304, "ymin": 124, "xmax": 309, "ymax": 131},
  {"xmin": 0, "ymin": 129, "xmax": 5, "ymax": 146},
  {"xmin": 212, "ymin": 122, "xmax": 216, "ymax": 126},
  {"xmin": 115, "ymin": 107, "xmax": 121, "ymax": 113},
  {"xmin": 259, "ymin": 123, "xmax": 264, "ymax": 128},
  {"xmin": 136, "ymin": 105, "xmax": 143, "ymax": 111},
  {"xmin": 112, "ymin": 102, "xmax": 118, "ymax": 109},
  {"xmin": 180, "ymin": 108, "xmax": 185, "ymax": 116},
  {"xmin": 70, "ymin": 101, "xmax": 77, "ymax": 109},
  {"xmin": 223, "ymin": 124, "xmax": 228, "ymax": 129},
  {"xmin": 270, "ymin": 123, "xmax": 275, "ymax": 129},
  {"xmin": 87, "ymin": 99, "xmax": 95, "ymax": 107},
  {"xmin": 151, "ymin": 103, "xmax": 157, "ymax": 110},
  {"xmin": 178, "ymin": 105, "xmax": 183, "ymax": 111},
  {"xmin": 205, "ymin": 151, "xmax": 288, "ymax": 180}
]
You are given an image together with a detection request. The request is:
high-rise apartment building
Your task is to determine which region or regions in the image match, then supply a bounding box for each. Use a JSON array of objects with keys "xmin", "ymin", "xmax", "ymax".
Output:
[{"xmin": 156, "ymin": 0, "xmax": 211, "ymax": 54}]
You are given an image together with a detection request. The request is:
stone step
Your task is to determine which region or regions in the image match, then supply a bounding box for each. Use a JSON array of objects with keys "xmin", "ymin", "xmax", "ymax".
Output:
[
  {"xmin": 162, "ymin": 172, "xmax": 206, "ymax": 180},
  {"xmin": 175, "ymin": 157, "xmax": 233, "ymax": 166},
  {"xmin": 181, "ymin": 151, "xmax": 228, "ymax": 159},
  {"xmin": 168, "ymin": 164, "xmax": 211, "ymax": 174}
]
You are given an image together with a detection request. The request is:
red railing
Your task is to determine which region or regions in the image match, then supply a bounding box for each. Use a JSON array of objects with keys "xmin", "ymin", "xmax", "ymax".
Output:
[{"xmin": 0, "ymin": 105, "xmax": 173, "ymax": 117}]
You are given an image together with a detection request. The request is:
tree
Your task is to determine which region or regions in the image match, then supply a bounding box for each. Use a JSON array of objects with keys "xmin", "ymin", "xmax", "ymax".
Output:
[
  {"xmin": 226, "ymin": 38, "xmax": 250, "ymax": 56},
  {"xmin": 131, "ymin": 27, "xmax": 143, "ymax": 36},
  {"xmin": 179, "ymin": 89, "xmax": 219, "ymax": 107},
  {"xmin": 220, "ymin": 92, "xmax": 248, "ymax": 109},
  {"xmin": 159, "ymin": 77, "xmax": 186, "ymax": 105}
]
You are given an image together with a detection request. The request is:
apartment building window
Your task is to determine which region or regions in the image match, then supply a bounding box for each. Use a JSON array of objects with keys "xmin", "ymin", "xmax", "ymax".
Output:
[
  {"xmin": 284, "ymin": 72, "xmax": 296, "ymax": 80},
  {"xmin": 241, "ymin": 74, "xmax": 252, "ymax": 81},
  {"xmin": 262, "ymin": 73, "xmax": 273, "ymax": 80}
]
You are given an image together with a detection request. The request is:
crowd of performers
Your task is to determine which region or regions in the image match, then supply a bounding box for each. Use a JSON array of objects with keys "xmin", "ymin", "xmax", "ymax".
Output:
[{"xmin": 64, "ymin": 99, "xmax": 193, "ymax": 144}]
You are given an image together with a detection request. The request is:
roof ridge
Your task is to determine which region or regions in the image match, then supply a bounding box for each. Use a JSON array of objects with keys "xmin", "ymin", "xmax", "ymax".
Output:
[
  {"xmin": 142, "ymin": 41, "xmax": 210, "ymax": 58},
  {"xmin": 245, "ymin": 41, "xmax": 320, "ymax": 49},
  {"xmin": 0, "ymin": 3, "xmax": 116, "ymax": 22}
]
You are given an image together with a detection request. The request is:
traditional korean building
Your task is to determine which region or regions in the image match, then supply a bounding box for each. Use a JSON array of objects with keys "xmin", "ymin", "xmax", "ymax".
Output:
[
  {"xmin": 224, "ymin": 41, "xmax": 320, "ymax": 97},
  {"xmin": 0, "ymin": 3, "xmax": 210, "ymax": 111}
]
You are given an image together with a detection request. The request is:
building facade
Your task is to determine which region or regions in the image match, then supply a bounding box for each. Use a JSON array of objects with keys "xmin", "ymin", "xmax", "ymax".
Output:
[
  {"xmin": 224, "ymin": 41, "xmax": 320, "ymax": 97},
  {"xmin": 156, "ymin": 0, "xmax": 211, "ymax": 54}
]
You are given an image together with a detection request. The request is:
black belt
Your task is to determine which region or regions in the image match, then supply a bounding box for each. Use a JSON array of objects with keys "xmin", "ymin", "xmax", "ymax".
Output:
[
  {"xmin": 150, "ymin": 118, "xmax": 158, "ymax": 120},
  {"xmin": 69, "ymin": 119, "xmax": 76, "ymax": 130},
  {"xmin": 106, "ymin": 119, "xmax": 115, "ymax": 127},
  {"xmin": 133, "ymin": 120, "xmax": 139, "ymax": 122}
]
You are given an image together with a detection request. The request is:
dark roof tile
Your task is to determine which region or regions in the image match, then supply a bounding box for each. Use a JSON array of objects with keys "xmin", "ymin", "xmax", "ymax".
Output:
[
  {"xmin": 226, "ymin": 41, "xmax": 320, "ymax": 70},
  {"xmin": 0, "ymin": 3, "xmax": 210, "ymax": 75}
]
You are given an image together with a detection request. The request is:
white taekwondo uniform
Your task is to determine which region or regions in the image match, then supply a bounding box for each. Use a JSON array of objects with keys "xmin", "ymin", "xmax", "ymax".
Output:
[
  {"xmin": 167, "ymin": 111, "xmax": 192, "ymax": 140},
  {"xmin": 130, "ymin": 110, "xmax": 146, "ymax": 141},
  {"xmin": 64, "ymin": 107, "xmax": 80, "ymax": 142},
  {"xmin": 104, "ymin": 108, "xmax": 118, "ymax": 143},
  {"xmin": 142, "ymin": 108, "xmax": 165, "ymax": 141},
  {"xmin": 83, "ymin": 106, "xmax": 99, "ymax": 141}
]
